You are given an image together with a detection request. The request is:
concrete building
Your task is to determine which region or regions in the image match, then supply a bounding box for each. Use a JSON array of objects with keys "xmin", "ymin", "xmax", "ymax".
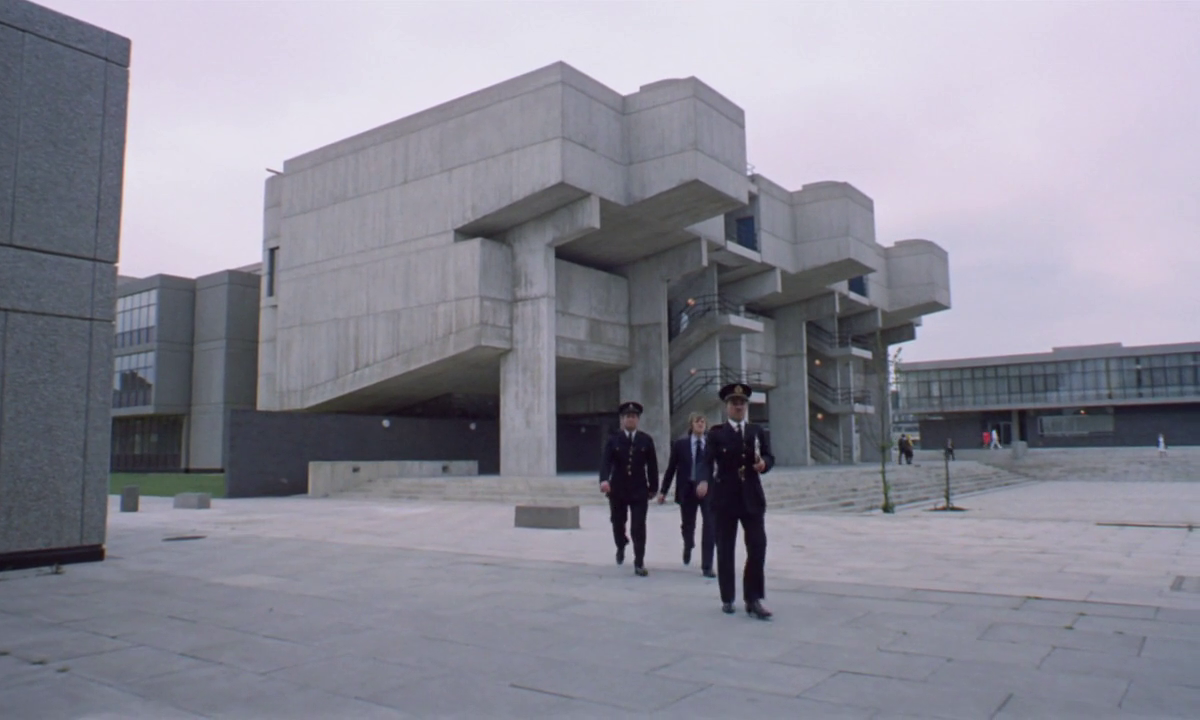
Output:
[
  {"xmin": 898, "ymin": 342, "xmax": 1200, "ymax": 449},
  {"xmin": 258, "ymin": 63, "xmax": 952, "ymax": 475},
  {"xmin": 0, "ymin": 1, "xmax": 130, "ymax": 569},
  {"xmin": 111, "ymin": 266, "xmax": 261, "ymax": 472}
]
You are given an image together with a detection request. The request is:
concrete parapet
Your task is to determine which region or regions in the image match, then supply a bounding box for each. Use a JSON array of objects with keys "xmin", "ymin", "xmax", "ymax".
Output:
[
  {"xmin": 174, "ymin": 493, "xmax": 211, "ymax": 509},
  {"xmin": 514, "ymin": 504, "xmax": 580, "ymax": 529},
  {"xmin": 308, "ymin": 460, "xmax": 479, "ymax": 497}
]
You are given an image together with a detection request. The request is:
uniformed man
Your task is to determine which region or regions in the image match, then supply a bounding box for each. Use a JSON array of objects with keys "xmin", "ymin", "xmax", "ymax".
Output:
[
  {"xmin": 599, "ymin": 401, "xmax": 659, "ymax": 577},
  {"xmin": 697, "ymin": 383, "xmax": 775, "ymax": 619}
]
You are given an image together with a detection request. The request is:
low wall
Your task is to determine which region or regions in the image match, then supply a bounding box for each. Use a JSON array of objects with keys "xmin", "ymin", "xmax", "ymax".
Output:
[{"xmin": 309, "ymin": 460, "xmax": 478, "ymax": 497}]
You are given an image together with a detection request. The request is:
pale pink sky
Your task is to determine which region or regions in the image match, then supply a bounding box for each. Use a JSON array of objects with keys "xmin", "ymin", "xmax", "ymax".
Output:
[{"xmin": 42, "ymin": 0, "xmax": 1200, "ymax": 362}]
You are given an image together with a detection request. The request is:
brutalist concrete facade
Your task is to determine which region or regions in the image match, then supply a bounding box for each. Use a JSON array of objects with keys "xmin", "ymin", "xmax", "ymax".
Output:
[
  {"xmin": 0, "ymin": 0, "xmax": 130, "ymax": 569},
  {"xmin": 259, "ymin": 63, "xmax": 951, "ymax": 476}
]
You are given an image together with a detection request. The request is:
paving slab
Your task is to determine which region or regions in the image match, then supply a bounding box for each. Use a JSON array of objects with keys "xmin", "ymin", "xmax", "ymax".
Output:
[{"xmin": 0, "ymin": 479, "xmax": 1195, "ymax": 719}]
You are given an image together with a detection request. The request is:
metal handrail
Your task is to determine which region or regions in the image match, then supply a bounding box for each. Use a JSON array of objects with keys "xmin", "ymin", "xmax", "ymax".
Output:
[
  {"xmin": 808, "ymin": 375, "xmax": 873, "ymax": 407},
  {"xmin": 809, "ymin": 428, "xmax": 839, "ymax": 461},
  {"xmin": 672, "ymin": 367, "xmax": 764, "ymax": 411},
  {"xmin": 669, "ymin": 294, "xmax": 763, "ymax": 340},
  {"xmin": 807, "ymin": 324, "xmax": 874, "ymax": 352}
]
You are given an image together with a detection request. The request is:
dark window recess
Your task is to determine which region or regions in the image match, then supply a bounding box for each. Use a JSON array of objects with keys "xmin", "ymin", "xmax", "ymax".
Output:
[
  {"xmin": 110, "ymin": 415, "xmax": 184, "ymax": 471},
  {"xmin": 266, "ymin": 247, "xmax": 278, "ymax": 297},
  {"xmin": 735, "ymin": 217, "xmax": 758, "ymax": 251},
  {"xmin": 848, "ymin": 275, "xmax": 868, "ymax": 297}
]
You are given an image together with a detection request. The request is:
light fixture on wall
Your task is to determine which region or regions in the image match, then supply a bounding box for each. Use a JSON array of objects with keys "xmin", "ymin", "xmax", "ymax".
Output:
[
  {"xmin": 469, "ymin": 422, "xmax": 476, "ymax": 430},
  {"xmin": 690, "ymin": 368, "xmax": 698, "ymax": 375},
  {"xmin": 816, "ymin": 413, "xmax": 825, "ymax": 421},
  {"xmin": 686, "ymin": 298, "xmax": 696, "ymax": 306},
  {"xmin": 381, "ymin": 419, "xmax": 391, "ymax": 428},
  {"xmin": 814, "ymin": 359, "xmax": 822, "ymax": 366}
]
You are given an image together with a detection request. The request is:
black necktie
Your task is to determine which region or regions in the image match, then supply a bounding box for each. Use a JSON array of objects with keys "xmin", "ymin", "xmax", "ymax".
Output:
[{"xmin": 692, "ymin": 439, "xmax": 701, "ymax": 484}]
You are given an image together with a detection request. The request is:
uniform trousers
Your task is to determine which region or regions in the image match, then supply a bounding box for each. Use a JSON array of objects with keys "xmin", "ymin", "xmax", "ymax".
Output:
[
  {"xmin": 609, "ymin": 496, "xmax": 648, "ymax": 566},
  {"xmin": 714, "ymin": 505, "xmax": 767, "ymax": 604}
]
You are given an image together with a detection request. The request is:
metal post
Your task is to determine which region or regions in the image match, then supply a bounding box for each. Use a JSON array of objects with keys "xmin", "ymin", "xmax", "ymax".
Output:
[{"xmin": 120, "ymin": 485, "xmax": 139, "ymax": 513}]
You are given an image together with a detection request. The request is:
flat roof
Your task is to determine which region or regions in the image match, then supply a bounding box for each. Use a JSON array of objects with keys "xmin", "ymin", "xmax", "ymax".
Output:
[{"xmin": 901, "ymin": 341, "xmax": 1200, "ymax": 372}]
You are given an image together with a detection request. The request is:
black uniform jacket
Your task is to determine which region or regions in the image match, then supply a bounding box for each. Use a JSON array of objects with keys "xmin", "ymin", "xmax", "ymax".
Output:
[
  {"xmin": 600, "ymin": 430, "xmax": 659, "ymax": 502},
  {"xmin": 661, "ymin": 435, "xmax": 713, "ymax": 504},
  {"xmin": 704, "ymin": 422, "xmax": 775, "ymax": 514}
]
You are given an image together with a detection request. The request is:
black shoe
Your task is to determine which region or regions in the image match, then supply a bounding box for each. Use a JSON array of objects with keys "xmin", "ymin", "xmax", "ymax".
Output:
[
  {"xmin": 634, "ymin": 566, "xmax": 648, "ymax": 577},
  {"xmin": 721, "ymin": 602, "xmax": 735, "ymax": 614},
  {"xmin": 746, "ymin": 601, "xmax": 773, "ymax": 621},
  {"xmin": 702, "ymin": 568, "xmax": 716, "ymax": 578},
  {"xmin": 616, "ymin": 545, "xmax": 625, "ymax": 565},
  {"xmin": 683, "ymin": 546, "xmax": 692, "ymax": 566}
]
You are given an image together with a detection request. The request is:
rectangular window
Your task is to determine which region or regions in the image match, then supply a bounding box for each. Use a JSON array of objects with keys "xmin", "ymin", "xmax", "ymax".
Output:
[
  {"xmin": 848, "ymin": 275, "xmax": 868, "ymax": 297},
  {"xmin": 112, "ymin": 351, "xmax": 156, "ymax": 408},
  {"xmin": 267, "ymin": 247, "xmax": 278, "ymax": 297},
  {"xmin": 114, "ymin": 289, "xmax": 159, "ymax": 349}
]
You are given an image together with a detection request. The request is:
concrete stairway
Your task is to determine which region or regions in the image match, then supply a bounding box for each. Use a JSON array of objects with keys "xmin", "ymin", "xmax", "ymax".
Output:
[
  {"xmin": 760, "ymin": 461, "xmax": 1030, "ymax": 513},
  {"xmin": 335, "ymin": 460, "xmax": 1030, "ymax": 513}
]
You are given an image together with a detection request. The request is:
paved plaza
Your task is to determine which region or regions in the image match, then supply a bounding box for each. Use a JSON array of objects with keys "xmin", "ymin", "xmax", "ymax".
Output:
[{"xmin": 2, "ymin": 479, "xmax": 1199, "ymax": 719}]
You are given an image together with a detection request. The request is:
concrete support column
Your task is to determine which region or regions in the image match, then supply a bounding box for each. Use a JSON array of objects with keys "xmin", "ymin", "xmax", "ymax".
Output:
[
  {"xmin": 768, "ymin": 303, "xmax": 811, "ymax": 466},
  {"xmin": 621, "ymin": 272, "xmax": 671, "ymax": 468},
  {"xmin": 620, "ymin": 239, "xmax": 707, "ymax": 468},
  {"xmin": 498, "ymin": 196, "xmax": 601, "ymax": 477},
  {"xmin": 500, "ymin": 234, "xmax": 557, "ymax": 476}
]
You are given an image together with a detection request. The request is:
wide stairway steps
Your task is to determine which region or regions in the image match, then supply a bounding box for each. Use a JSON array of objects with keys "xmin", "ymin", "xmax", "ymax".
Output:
[{"xmin": 335, "ymin": 460, "xmax": 1029, "ymax": 513}]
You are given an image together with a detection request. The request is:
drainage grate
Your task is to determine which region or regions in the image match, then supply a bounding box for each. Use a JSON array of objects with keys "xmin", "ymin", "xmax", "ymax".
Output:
[
  {"xmin": 162, "ymin": 535, "xmax": 206, "ymax": 542},
  {"xmin": 1170, "ymin": 576, "xmax": 1200, "ymax": 593}
]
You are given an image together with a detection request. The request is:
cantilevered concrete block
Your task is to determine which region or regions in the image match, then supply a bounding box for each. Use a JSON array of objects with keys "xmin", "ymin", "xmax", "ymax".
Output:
[
  {"xmin": 174, "ymin": 493, "xmax": 211, "ymax": 510},
  {"xmin": 515, "ymin": 505, "xmax": 580, "ymax": 530}
]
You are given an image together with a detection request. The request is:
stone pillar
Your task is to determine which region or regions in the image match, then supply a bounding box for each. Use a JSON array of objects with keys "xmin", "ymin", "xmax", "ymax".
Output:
[
  {"xmin": 498, "ymin": 197, "xmax": 601, "ymax": 477},
  {"xmin": 620, "ymin": 269, "xmax": 671, "ymax": 469},
  {"xmin": 769, "ymin": 303, "xmax": 811, "ymax": 466},
  {"xmin": 619, "ymin": 239, "xmax": 707, "ymax": 468}
]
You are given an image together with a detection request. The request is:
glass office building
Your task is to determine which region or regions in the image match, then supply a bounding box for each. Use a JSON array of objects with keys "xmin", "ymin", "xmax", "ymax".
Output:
[{"xmin": 897, "ymin": 342, "xmax": 1200, "ymax": 448}]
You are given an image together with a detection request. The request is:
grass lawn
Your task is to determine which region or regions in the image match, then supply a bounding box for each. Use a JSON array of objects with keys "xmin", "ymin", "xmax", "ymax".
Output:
[{"xmin": 109, "ymin": 473, "xmax": 226, "ymax": 498}]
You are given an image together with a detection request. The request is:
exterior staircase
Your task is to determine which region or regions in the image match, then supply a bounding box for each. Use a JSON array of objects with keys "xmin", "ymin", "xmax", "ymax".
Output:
[{"xmin": 333, "ymin": 460, "xmax": 1031, "ymax": 514}]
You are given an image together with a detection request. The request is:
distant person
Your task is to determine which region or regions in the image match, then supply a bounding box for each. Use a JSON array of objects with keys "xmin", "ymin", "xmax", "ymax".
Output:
[
  {"xmin": 982, "ymin": 430, "xmax": 990, "ymax": 448},
  {"xmin": 944, "ymin": 438, "xmax": 955, "ymax": 461},
  {"xmin": 898, "ymin": 434, "xmax": 914, "ymax": 465},
  {"xmin": 659, "ymin": 412, "xmax": 715, "ymax": 578},
  {"xmin": 990, "ymin": 428, "xmax": 1002, "ymax": 450},
  {"xmin": 599, "ymin": 401, "xmax": 659, "ymax": 577},
  {"xmin": 1158, "ymin": 433, "xmax": 1168, "ymax": 458}
]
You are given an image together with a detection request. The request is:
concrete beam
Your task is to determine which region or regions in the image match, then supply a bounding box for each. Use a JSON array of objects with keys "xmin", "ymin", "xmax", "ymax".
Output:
[
  {"xmin": 721, "ymin": 268, "xmax": 782, "ymax": 304},
  {"xmin": 502, "ymin": 195, "xmax": 601, "ymax": 248},
  {"xmin": 840, "ymin": 309, "xmax": 882, "ymax": 336},
  {"xmin": 619, "ymin": 238, "xmax": 707, "ymax": 285},
  {"xmin": 798, "ymin": 292, "xmax": 840, "ymax": 321},
  {"xmin": 881, "ymin": 323, "xmax": 918, "ymax": 346}
]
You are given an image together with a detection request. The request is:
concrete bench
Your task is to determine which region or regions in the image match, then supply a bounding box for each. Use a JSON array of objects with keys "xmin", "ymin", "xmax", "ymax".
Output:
[
  {"xmin": 174, "ymin": 492, "xmax": 211, "ymax": 510},
  {"xmin": 515, "ymin": 505, "xmax": 580, "ymax": 530}
]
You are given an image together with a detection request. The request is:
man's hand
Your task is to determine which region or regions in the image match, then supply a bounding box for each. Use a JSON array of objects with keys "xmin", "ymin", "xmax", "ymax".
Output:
[
  {"xmin": 754, "ymin": 459, "xmax": 767, "ymax": 473},
  {"xmin": 657, "ymin": 493, "xmax": 666, "ymax": 505},
  {"xmin": 600, "ymin": 481, "xmax": 611, "ymax": 495},
  {"xmin": 696, "ymin": 481, "xmax": 708, "ymax": 499}
]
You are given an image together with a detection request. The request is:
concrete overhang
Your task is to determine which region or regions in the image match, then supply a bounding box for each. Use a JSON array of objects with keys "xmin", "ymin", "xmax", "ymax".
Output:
[{"xmin": 882, "ymin": 239, "xmax": 951, "ymax": 324}]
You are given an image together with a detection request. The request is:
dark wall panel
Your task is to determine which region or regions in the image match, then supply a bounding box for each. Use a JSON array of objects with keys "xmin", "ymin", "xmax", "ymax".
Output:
[{"xmin": 225, "ymin": 410, "xmax": 499, "ymax": 498}]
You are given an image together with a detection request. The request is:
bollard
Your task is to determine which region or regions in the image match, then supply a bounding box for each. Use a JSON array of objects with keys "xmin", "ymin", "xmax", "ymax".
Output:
[{"xmin": 120, "ymin": 485, "xmax": 139, "ymax": 512}]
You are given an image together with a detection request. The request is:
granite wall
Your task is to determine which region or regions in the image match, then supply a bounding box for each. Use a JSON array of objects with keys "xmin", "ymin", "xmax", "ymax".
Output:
[{"xmin": 0, "ymin": 1, "xmax": 130, "ymax": 570}]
